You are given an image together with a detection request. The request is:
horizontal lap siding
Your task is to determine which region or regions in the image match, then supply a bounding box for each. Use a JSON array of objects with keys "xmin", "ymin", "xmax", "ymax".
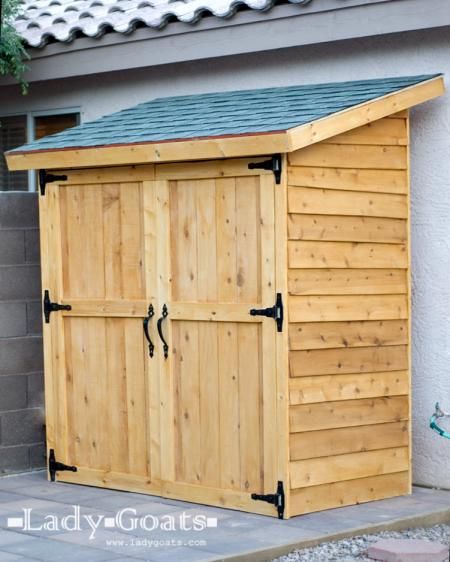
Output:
[{"xmin": 286, "ymin": 117, "xmax": 411, "ymax": 515}]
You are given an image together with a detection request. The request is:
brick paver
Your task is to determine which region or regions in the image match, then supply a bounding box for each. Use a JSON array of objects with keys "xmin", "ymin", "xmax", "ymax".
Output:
[{"xmin": 0, "ymin": 471, "xmax": 448, "ymax": 562}]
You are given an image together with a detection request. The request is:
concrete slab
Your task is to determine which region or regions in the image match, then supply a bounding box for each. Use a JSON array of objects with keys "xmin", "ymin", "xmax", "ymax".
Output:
[{"xmin": 0, "ymin": 471, "xmax": 448, "ymax": 562}]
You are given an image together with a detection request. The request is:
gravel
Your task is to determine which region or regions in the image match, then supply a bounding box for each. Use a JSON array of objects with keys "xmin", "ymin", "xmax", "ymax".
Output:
[{"xmin": 272, "ymin": 524, "xmax": 450, "ymax": 561}]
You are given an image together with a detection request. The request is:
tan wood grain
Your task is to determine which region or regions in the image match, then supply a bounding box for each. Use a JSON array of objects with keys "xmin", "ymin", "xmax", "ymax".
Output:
[
  {"xmin": 275, "ymin": 154, "xmax": 291, "ymax": 514},
  {"xmin": 288, "ymin": 187, "xmax": 407, "ymax": 219},
  {"xmin": 289, "ymin": 319, "xmax": 408, "ymax": 350},
  {"xmin": 174, "ymin": 321, "xmax": 201, "ymax": 484},
  {"xmin": 290, "ymin": 471, "xmax": 410, "ymax": 516},
  {"xmin": 290, "ymin": 421, "xmax": 409, "ymax": 461},
  {"xmin": 321, "ymin": 118, "xmax": 407, "ymax": 146},
  {"xmin": 38, "ymin": 187, "xmax": 56, "ymax": 463},
  {"xmin": 155, "ymin": 180, "xmax": 175, "ymax": 482},
  {"xmin": 288, "ymin": 214, "xmax": 407, "ymax": 244},
  {"xmin": 289, "ymin": 295, "xmax": 408, "ymax": 323},
  {"xmin": 216, "ymin": 178, "xmax": 238, "ymax": 303},
  {"xmin": 289, "ymin": 240, "xmax": 407, "ymax": 270},
  {"xmin": 63, "ymin": 299, "xmax": 147, "ymax": 317},
  {"xmin": 260, "ymin": 173, "xmax": 278, "ymax": 493},
  {"xmin": 155, "ymin": 157, "xmax": 271, "ymax": 180},
  {"xmin": 238, "ymin": 324, "xmax": 263, "ymax": 492},
  {"xmin": 46, "ymin": 185, "xmax": 70, "ymax": 465},
  {"xmin": 290, "ymin": 396, "xmax": 409, "ymax": 433},
  {"xmin": 288, "ymin": 269, "xmax": 407, "ymax": 296},
  {"xmin": 52, "ymin": 165, "xmax": 155, "ymax": 184},
  {"xmin": 143, "ymin": 181, "xmax": 160, "ymax": 481},
  {"xmin": 6, "ymin": 131, "xmax": 290, "ymax": 170},
  {"xmin": 288, "ymin": 166, "xmax": 407, "ymax": 194},
  {"xmin": 289, "ymin": 370, "xmax": 409, "ymax": 404},
  {"xmin": 289, "ymin": 144, "xmax": 407, "ymax": 170},
  {"xmin": 218, "ymin": 322, "xmax": 241, "ymax": 490},
  {"xmin": 199, "ymin": 322, "xmax": 220, "ymax": 486},
  {"xmin": 290, "ymin": 446, "xmax": 409, "ymax": 489},
  {"xmin": 290, "ymin": 345, "xmax": 408, "ymax": 377}
]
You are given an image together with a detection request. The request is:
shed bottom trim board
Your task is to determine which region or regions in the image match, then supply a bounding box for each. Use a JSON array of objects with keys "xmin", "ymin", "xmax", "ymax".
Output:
[
  {"xmin": 289, "ymin": 472, "xmax": 410, "ymax": 516},
  {"xmin": 51, "ymin": 468, "xmax": 277, "ymax": 517}
]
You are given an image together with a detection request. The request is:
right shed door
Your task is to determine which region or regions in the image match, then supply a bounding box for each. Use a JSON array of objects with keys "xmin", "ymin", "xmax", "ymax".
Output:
[{"xmin": 151, "ymin": 165, "xmax": 280, "ymax": 515}]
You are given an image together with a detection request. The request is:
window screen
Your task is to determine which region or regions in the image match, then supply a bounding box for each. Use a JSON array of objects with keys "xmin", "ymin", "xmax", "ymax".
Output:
[{"xmin": 0, "ymin": 115, "xmax": 28, "ymax": 192}]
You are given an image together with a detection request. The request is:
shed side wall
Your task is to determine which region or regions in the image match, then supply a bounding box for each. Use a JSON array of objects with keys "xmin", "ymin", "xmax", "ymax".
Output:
[{"xmin": 287, "ymin": 114, "xmax": 411, "ymax": 516}]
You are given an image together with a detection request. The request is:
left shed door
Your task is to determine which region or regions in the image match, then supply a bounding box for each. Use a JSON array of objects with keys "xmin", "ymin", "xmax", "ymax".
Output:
[{"xmin": 40, "ymin": 174, "xmax": 160, "ymax": 493}]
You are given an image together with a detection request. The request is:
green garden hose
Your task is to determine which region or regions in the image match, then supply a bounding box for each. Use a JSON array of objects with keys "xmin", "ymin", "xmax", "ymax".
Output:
[{"xmin": 430, "ymin": 403, "xmax": 450, "ymax": 439}]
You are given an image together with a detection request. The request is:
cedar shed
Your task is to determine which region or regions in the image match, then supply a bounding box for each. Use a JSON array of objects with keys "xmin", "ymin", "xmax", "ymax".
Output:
[{"xmin": 6, "ymin": 74, "xmax": 445, "ymax": 519}]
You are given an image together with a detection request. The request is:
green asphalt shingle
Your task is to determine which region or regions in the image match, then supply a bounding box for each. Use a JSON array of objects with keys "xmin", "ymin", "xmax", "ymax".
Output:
[{"xmin": 10, "ymin": 74, "xmax": 441, "ymax": 154}]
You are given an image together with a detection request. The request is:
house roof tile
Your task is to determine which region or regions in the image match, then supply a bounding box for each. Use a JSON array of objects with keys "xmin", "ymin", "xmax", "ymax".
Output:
[{"xmin": 14, "ymin": 0, "xmax": 313, "ymax": 48}]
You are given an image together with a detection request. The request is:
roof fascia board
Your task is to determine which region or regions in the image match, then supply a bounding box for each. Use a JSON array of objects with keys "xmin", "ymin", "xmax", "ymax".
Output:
[
  {"xmin": 1, "ymin": 0, "xmax": 449, "ymax": 85},
  {"xmin": 287, "ymin": 75, "xmax": 446, "ymax": 152},
  {"xmin": 5, "ymin": 132, "xmax": 290, "ymax": 171}
]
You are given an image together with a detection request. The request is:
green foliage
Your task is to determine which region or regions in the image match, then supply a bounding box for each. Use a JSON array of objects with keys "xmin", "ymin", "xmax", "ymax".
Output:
[{"xmin": 0, "ymin": 0, "xmax": 29, "ymax": 93}]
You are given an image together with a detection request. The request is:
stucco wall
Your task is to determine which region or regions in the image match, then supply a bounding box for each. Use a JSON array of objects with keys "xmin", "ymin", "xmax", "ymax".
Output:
[{"xmin": 1, "ymin": 27, "xmax": 450, "ymax": 486}]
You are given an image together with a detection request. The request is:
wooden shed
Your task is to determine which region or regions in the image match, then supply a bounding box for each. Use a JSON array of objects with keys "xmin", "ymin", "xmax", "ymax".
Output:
[{"xmin": 6, "ymin": 74, "xmax": 445, "ymax": 519}]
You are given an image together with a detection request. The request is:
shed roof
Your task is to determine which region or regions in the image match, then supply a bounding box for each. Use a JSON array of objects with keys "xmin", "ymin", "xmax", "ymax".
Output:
[{"xmin": 6, "ymin": 73, "xmax": 445, "ymax": 171}]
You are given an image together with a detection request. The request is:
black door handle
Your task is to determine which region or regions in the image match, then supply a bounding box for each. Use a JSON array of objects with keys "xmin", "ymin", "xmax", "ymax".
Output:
[
  {"xmin": 157, "ymin": 304, "xmax": 169, "ymax": 359},
  {"xmin": 143, "ymin": 304, "xmax": 155, "ymax": 358}
]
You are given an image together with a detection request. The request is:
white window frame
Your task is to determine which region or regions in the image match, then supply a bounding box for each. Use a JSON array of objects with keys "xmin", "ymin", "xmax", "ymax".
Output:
[{"xmin": 1, "ymin": 107, "xmax": 80, "ymax": 192}]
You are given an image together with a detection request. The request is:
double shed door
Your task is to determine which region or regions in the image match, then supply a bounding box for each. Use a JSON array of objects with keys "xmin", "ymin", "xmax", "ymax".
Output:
[{"xmin": 41, "ymin": 160, "xmax": 282, "ymax": 515}]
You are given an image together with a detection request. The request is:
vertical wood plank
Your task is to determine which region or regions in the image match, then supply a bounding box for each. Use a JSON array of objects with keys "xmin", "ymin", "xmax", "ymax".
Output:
[
  {"xmin": 105, "ymin": 319, "xmax": 129, "ymax": 473},
  {"xmin": 218, "ymin": 323, "xmax": 241, "ymax": 490},
  {"xmin": 38, "ymin": 188, "xmax": 56, "ymax": 460},
  {"xmin": 156, "ymin": 180, "xmax": 175, "ymax": 481},
  {"xmin": 103, "ymin": 184, "xmax": 122, "ymax": 299},
  {"xmin": 216, "ymin": 178, "xmax": 237, "ymax": 303},
  {"xmin": 276, "ymin": 155, "xmax": 291, "ymax": 516},
  {"xmin": 260, "ymin": 173, "xmax": 277, "ymax": 493},
  {"xmin": 177, "ymin": 321, "xmax": 201, "ymax": 484},
  {"xmin": 83, "ymin": 185, "xmax": 106, "ymax": 298},
  {"xmin": 238, "ymin": 324, "xmax": 261, "ymax": 491},
  {"xmin": 120, "ymin": 183, "xmax": 145, "ymax": 299},
  {"xmin": 47, "ymin": 184, "xmax": 69, "ymax": 465},
  {"xmin": 85, "ymin": 317, "xmax": 109, "ymax": 470},
  {"xmin": 143, "ymin": 181, "xmax": 160, "ymax": 481},
  {"xmin": 196, "ymin": 180, "xmax": 217, "ymax": 302},
  {"xmin": 199, "ymin": 322, "xmax": 220, "ymax": 487},
  {"xmin": 124, "ymin": 318, "xmax": 148, "ymax": 476},
  {"xmin": 172, "ymin": 180, "xmax": 198, "ymax": 301},
  {"xmin": 236, "ymin": 176, "xmax": 259, "ymax": 303},
  {"xmin": 67, "ymin": 317, "xmax": 90, "ymax": 467}
]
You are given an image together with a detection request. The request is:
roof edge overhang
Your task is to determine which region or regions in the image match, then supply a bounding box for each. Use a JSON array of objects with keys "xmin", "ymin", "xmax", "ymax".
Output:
[{"xmin": 6, "ymin": 74, "xmax": 445, "ymax": 172}]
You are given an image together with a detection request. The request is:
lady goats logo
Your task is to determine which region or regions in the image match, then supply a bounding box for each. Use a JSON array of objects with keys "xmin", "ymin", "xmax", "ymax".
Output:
[{"xmin": 8, "ymin": 506, "xmax": 218, "ymax": 540}]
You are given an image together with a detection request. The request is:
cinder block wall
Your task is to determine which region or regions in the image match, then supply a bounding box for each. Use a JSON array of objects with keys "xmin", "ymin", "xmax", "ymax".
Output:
[{"xmin": 0, "ymin": 193, "xmax": 45, "ymax": 474}]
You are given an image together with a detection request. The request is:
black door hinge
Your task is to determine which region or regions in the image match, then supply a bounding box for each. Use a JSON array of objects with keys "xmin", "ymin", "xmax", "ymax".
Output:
[
  {"xmin": 48, "ymin": 449, "xmax": 77, "ymax": 482},
  {"xmin": 249, "ymin": 292, "xmax": 283, "ymax": 332},
  {"xmin": 251, "ymin": 481, "xmax": 285, "ymax": 519},
  {"xmin": 248, "ymin": 154, "xmax": 282, "ymax": 184},
  {"xmin": 43, "ymin": 290, "xmax": 72, "ymax": 323},
  {"xmin": 39, "ymin": 170, "xmax": 67, "ymax": 196}
]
